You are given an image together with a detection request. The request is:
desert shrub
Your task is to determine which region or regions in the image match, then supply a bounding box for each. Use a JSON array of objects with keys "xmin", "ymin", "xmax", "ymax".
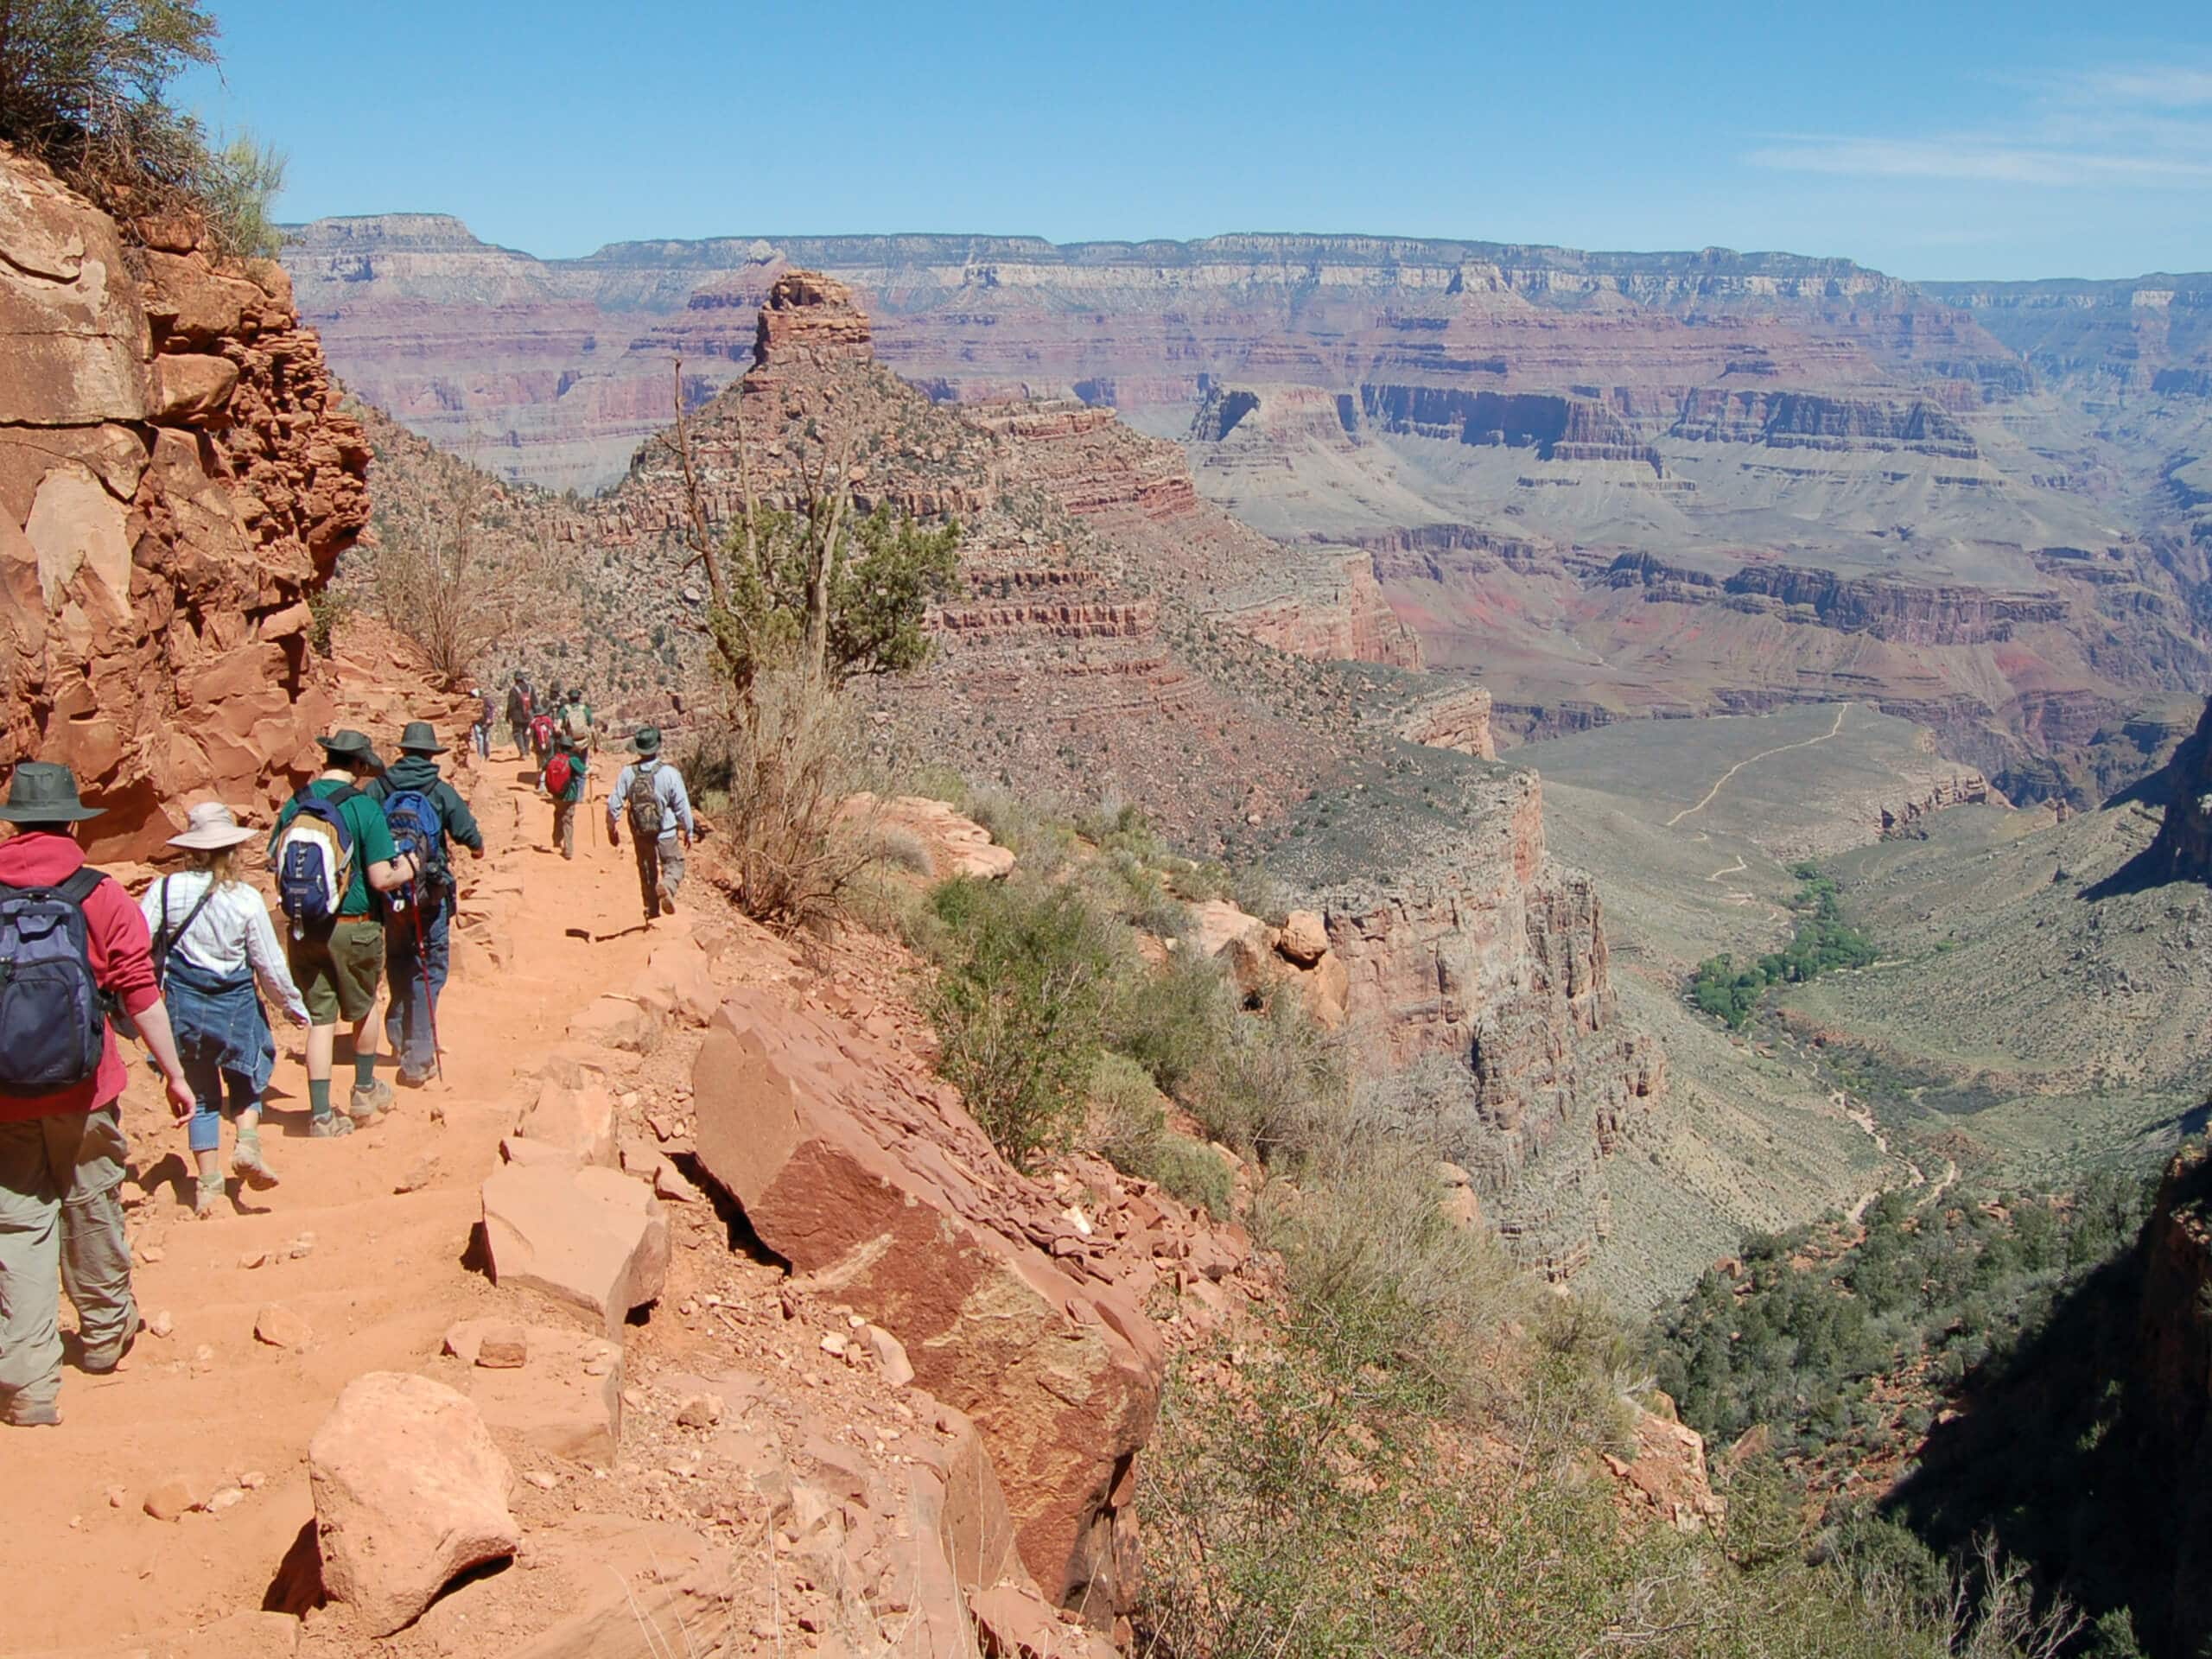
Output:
[
  {"xmin": 1084, "ymin": 1052, "xmax": 1232, "ymax": 1217},
  {"xmin": 925, "ymin": 876, "xmax": 1122, "ymax": 1165},
  {"xmin": 965, "ymin": 786, "xmax": 1075, "ymax": 873},
  {"xmin": 1689, "ymin": 864, "xmax": 1880, "ymax": 1028},
  {"xmin": 1109, "ymin": 946, "xmax": 1230, "ymax": 1093},
  {"xmin": 870, "ymin": 825, "xmax": 932, "ymax": 876},
  {"xmin": 305, "ymin": 587, "xmax": 349, "ymax": 658},
  {"xmin": 706, "ymin": 671, "xmax": 883, "ymax": 933},
  {"xmin": 1182, "ymin": 987, "xmax": 1346, "ymax": 1162},
  {"xmin": 195, "ymin": 132, "xmax": 284, "ymax": 257},
  {"xmin": 1230, "ymin": 861, "xmax": 1292, "ymax": 928}
]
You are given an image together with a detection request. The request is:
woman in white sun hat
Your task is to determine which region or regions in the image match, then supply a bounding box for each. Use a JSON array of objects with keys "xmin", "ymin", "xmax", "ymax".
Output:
[{"xmin": 139, "ymin": 802, "xmax": 311, "ymax": 1217}]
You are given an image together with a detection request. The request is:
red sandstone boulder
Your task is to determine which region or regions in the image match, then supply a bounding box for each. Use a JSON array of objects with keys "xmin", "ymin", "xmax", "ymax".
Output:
[
  {"xmin": 480, "ymin": 1163, "xmax": 669, "ymax": 1337},
  {"xmin": 690, "ymin": 988, "xmax": 1164, "ymax": 1621},
  {"xmin": 308, "ymin": 1371, "xmax": 518, "ymax": 1637},
  {"xmin": 513, "ymin": 1079, "xmax": 618, "ymax": 1167},
  {"xmin": 1277, "ymin": 909, "xmax": 1329, "ymax": 966}
]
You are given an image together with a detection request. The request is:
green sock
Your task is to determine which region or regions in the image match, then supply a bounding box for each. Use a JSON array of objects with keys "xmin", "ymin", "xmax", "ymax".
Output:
[
  {"xmin": 353, "ymin": 1052, "xmax": 378, "ymax": 1090},
  {"xmin": 308, "ymin": 1078, "xmax": 332, "ymax": 1118}
]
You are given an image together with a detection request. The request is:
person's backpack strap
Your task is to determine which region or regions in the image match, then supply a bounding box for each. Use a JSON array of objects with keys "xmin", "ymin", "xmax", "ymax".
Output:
[
  {"xmin": 156, "ymin": 874, "xmax": 219, "ymax": 977},
  {"xmin": 57, "ymin": 867, "xmax": 106, "ymax": 906}
]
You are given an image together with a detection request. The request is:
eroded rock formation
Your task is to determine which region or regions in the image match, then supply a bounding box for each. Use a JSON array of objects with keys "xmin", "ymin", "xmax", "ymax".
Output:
[
  {"xmin": 2145, "ymin": 697, "xmax": 2212, "ymax": 884},
  {"xmin": 0, "ymin": 150, "xmax": 369, "ymax": 856}
]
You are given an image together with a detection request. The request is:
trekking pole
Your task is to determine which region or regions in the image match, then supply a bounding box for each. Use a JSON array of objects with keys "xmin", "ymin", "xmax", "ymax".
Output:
[{"xmin": 410, "ymin": 896, "xmax": 445, "ymax": 1084}]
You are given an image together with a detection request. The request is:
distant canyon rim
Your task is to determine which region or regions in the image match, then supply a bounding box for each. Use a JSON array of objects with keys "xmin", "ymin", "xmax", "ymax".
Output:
[{"xmin": 284, "ymin": 219, "xmax": 2212, "ymax": 809}]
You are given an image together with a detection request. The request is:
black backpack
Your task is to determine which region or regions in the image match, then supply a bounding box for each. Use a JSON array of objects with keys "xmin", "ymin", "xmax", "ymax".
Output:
[{"xmin": 0, "ymin": 869, "xmax": 111, "ymax": 1096}]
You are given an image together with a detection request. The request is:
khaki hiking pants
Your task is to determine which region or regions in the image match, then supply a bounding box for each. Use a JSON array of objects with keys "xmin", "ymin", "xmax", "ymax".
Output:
[
  {"xmin": 0, "ymin": 1106, "xmax": 135, "ymax": 1414},
  {"xmin": 552, "ymin": 799, "xmax": 577, "ymax": 860},
  {"xmin": 633, "ymin": 835, "xmax": 685, "ymax": 918}
]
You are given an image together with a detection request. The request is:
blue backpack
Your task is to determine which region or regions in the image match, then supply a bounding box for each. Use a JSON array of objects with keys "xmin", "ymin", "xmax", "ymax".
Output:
[
  {"xmin": 382, "ymin": 788, "xmax": 449, "ymax": 901},
  {"xmin": 276, "ymin": 786, "xmax": 358, "ymax": 935},
  {"xmin": 0, "ymin": 868, "xmax": 110, "ymax": 1096}
]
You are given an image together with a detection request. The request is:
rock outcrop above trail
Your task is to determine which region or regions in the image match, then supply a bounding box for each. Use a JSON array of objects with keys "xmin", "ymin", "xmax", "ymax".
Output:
[
  {"xmin": 0, "ymin": 150, "xmax": 368, "ymax": 856},
  {"xmin": 2144, "ymin": 696, "xmax": 2212, "ymax": 884}
]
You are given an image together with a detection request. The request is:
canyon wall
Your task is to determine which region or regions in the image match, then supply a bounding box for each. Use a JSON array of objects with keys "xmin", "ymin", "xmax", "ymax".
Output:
[
  {"xmin": 2143, "ymin": 696, "xmax": 2212, "ymax": 884},
  {"xmin": 0, "ymin": 152, "xmax": 369, "ymax": 858}
]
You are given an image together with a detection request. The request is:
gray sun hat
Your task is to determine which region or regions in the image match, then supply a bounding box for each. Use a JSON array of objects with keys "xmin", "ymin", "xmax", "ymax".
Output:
[
  {"xmin": 317, "ymin": 729, "xmax": 384, "ymax": 771},
  {"xmin": 168, "ymin": 800, "xmax": 257, "ymax": 852},
  {"xmin": 0, "ymin": 761, "xmax": 103, "ymax": 824},
  {"xmin": 397, "ymin": 720, "xmax": 447, "ymax": 755},
  {"xmin": 629, "ymin": 726, "xmax": 663, "ymax": 756}
]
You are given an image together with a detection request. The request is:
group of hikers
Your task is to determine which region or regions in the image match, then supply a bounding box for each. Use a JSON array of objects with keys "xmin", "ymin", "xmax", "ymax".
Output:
[{"xmin": 0, "ymin": 687, "xmax": 696, "ymax": 1427}]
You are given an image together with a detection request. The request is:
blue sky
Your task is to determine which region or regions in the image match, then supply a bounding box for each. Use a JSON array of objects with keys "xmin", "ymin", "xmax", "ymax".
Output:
[{"xmin": 181, "ymin": 1, "xmax": 2211, "ymax": 280}]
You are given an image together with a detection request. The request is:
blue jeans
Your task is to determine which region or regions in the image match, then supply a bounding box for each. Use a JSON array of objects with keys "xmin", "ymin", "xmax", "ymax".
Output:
[
  {"xmin": 181, "ymin": 1058, "xmax": 258, "ymax": 1154},
  {"xmin": 383, "ymin": 897, "xmax": 450, "ymax": 1079},
  {"xmin": 471, "ymin": 721, "xmax": 492, "ymax": 759}
]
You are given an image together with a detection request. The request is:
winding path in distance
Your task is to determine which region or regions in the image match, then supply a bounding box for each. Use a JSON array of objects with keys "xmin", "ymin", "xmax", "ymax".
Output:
[{"xmin": 1665, "ymin": 703, "xmax": 1853, "ymax": 829}]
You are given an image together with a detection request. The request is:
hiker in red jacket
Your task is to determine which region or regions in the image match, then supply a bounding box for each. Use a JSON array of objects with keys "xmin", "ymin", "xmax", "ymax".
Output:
[{"xmin": 0, "ymin": 763, "xmax": 195, "ymax": 1428}]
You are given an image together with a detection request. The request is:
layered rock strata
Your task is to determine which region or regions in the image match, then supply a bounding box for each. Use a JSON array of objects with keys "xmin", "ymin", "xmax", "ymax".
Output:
[{"xmin": 0, "ymin": 151, "xmax": 369, "ymax": 857}]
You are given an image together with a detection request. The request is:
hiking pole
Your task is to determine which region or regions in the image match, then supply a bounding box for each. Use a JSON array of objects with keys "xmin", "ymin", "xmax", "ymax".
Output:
[{"xmin": 410, "ymin": 896, "xmax": 445, "ymax": 1084}]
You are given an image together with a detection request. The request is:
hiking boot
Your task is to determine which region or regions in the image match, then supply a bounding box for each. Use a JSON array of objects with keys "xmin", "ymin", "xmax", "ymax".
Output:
[
  {"xmin": 308, "ymin": 1112, "xmax": 356, "ymax": 1140},
  {"xmin": 232, "ymin": 1139, "xmax": 280, "ymax": 1192},
  {"xmin": 396, "ymin": 1068, "xmax": 434, "ymax": 1090},
  {"xmin": 657, "ymin": 887, "xmax": 677, "ymax": 915},
  {"xmin": 193, "ymin": 1177, "xmax": 224, "ymax": 1219},
  {"xmin": 81, "ymin": 1318, "xmax": 139, "ymax": 1376},
  {"xmin": 3, "ymin": 1396, "xmax": 60, "ymax": 1427},
  {"xmin": 348, "ymin": 1080, "xmax": 393, "ymax": 1122}
]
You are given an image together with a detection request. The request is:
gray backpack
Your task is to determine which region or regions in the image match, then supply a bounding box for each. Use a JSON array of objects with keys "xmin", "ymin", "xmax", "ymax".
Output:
[{"xmin": 626, "ymin": 760, "xmax": 665, "ymax": 841}]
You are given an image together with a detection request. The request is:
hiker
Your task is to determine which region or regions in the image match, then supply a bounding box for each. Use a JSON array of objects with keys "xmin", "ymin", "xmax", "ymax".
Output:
[
  {"xmin": 607, "ymin": 727, "xmax": 695, "ymax": 921},
  {"xmin": 505, "ymin": 673, "xmax": 534, "ymax": 760},
  {"xmin": 469, "ymin": 686, "xmax": 495, "ymax": 760},
  {"xmin": 365, "ymin": 721, "xmax": 486, "ymax": 1087},
  {"xmin": 267, "ymin": 731, "xmax": 423, "ymax": 1135},
  {"xmin": 558, "ymin": 685, "xmax": 594, "ymax": 757},
  {"xmin": 0, "ymin": 762, "xmax": 195, "ymax": 1427},
  {"xmin": 546, "ymin": 731, "xmax": 586, "ymax": 861},
  {"xmin": 139, "ymin": 802, "xmax": 311, "ymax": 1217},
  {"xmin": 529, "ymin": 708, "xmax": 557, "ymax": 791}
]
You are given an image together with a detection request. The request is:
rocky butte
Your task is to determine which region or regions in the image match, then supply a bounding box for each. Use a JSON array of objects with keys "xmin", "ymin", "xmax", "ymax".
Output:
[
  {"xmin": 564, "ymin": 270, "xmax": 1663, "ymax": 1281},
  {"xmin": 0, "ymin": 149, "xmax": 370, "ymax": 858}
]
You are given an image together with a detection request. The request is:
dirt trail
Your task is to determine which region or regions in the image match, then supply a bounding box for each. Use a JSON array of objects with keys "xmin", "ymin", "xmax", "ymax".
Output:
[
  {"xmin": 1664, "ymin": 703, "xmax": 1852, "ymax": 829},
  {"xmin": 5, "ymin": 753, "xmax": 664, "ymax": 1652}
]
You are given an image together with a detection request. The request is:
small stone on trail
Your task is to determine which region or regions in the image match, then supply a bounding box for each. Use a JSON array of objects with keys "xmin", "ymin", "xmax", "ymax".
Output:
[
  {"xmin": 137, "ymin": 1243, "xmax": 163, "ymax": 1264},
  {"xmin": 205, "ymin": 1485, "xmax": 246, "ymax": 1513},
  {"xmin": 239, "ymin": 1471, "xmax": 265, "ymax": 1490},
  {"xmin": 288, "ymin": 1231, "xmax": 316, "ymax": 1260},
  {"xmin": 190, "ymin": 1344, "xmax": 215, "ymax": 1373},
  {"xmin": 676, "ymin": 1394, "xmax": 723, "ymax": 1428},
  {"xmin": 524, "ymin": 1471, "xmax": 558, "ymax": 1491},
  {"xmin": 106, "ymin": 1485, "xmax": 126, "ymax": 1509},
  {"xmin": 653, "ymin": 1161, "xmax": 702, "ymax": 1204},
  {"xmin": 475, "ymin": 1325, "xmax": 529, "ymax": 1370},
  {"xmin": 238, "ymin": 1249, "xmax": 265, "ymax": 1269},
  {"xmin": 147, "ymin": 1310, "xmax": 175, "ymax": 1338},
  {"xmin": 253, "ymin": 1304, "xmax": 311, "ymax": 1349},
  {"xmin": 647, "ymin": 1113, "xmax": 675, "ymax": 1142},
  {"xmin": 818, "ymin": 1332, "xmax": 849, "ymax": 1358},
  {"xmin": 143, "ymin": 1478, "xmax": 201, "ymax": 1522},
  {"xmin": 393, "ymin": 1157, "xmax": 438, "ymax": 1194}
]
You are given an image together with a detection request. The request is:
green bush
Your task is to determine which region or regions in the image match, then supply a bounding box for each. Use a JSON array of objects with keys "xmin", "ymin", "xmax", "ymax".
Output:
[
  {"xmin": 1110, "ymin": 947, "xmax": 1230, "ymax": 1093},
  {"xmin": 925, "ymin": 877, "xmax": 1120, "ymax": 1165},
  {"xmin": 1688, "ymin": 865, "xmax": 1880, "ymax": 1028},
  {"xmin": 1085, "ymin": 1053, "xmax": 1235, "ymax": 1218}
]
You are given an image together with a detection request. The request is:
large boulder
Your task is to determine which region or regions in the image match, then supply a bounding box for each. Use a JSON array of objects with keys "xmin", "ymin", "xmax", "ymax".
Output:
[
  {"xmin": 307, "ymin": 1372, "xmax": 518, "ymax": 1637},
  {"xmin": 480, "ymin": 1163, "xmax": 668, "ymax": 1337},
  {"xmin": 512, "ymin": 1079, "xmax": 618, "ymax": 1167},
  {"xmin": 692, "ymin": 989, "xmax": 1163, "ymax": 1621}
]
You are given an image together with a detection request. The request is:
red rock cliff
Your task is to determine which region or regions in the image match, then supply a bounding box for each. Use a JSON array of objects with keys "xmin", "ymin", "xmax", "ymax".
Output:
[{"xmin": 0, "ymin": 151, "xmax": 369, "ymax": 856}]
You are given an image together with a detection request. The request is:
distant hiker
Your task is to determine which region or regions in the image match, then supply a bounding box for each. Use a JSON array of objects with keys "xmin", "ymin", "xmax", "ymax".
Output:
[
  {"xmin": 545, "ymin": 731, "xmax": 585, "ymax": 861},
  {"xmin": 469, "ymin": 686, "xmax": 495, "ymax": 760},
  {"xmin": 0, "ymin": 762, "xmax": 195, "ymax": 1427},
  {"xmin": 140, "ymin": 802, "xmax": 310, "ymax": 1217},
  {"xmin": 529, "ymin": 709, "xmax": 556, "ymax": 791},
  {"xmin": 505, "ymin": 674, "xmax": 534, "ymax": 760},
  {"xmin": 608, "ymin": 728, "xmax": 695, "ymax": 921},
  {"xmin": 365, "ymin": 721, "xmax": 486, "ymax": 1086},
  {"xmin": 559, "ymin": 686, "xmax": 594, "ymax": 756},
  {"xmin": 267, "ymin": 731, "xmax": 423, "ymax": 1135}
]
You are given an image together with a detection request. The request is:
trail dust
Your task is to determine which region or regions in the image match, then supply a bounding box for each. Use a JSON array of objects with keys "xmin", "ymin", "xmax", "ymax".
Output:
[
  {"xmin": 1665, "ymin": 703, "xmax": 1853, "ymax": 829},
  {"xmin": 0, "ymin": 739, "xmax": 678, "ymax": 1650}
]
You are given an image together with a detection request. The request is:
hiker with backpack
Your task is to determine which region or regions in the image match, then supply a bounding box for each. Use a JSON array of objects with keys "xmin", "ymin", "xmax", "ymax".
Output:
[
  {"xmin": 139, "ymin": 802, "xmax": 311, "ymax": 1217},
  {"xmin": 469, "ymin": 686, "xmax": 495, "ymax": 760},
  {"xmin": 545, "ymin": 730, "xmax": 586, "ymax": 860},
  {"xmin": 530, "ymin": 709, "xmax": 557, "ymax": 792},
  {"xmin": 559, "ymin": 686, "xmax": 594, "ymax": 756},
  {"xmin": 266, "ymin": 731, "xmax": 423, "ymax": 1135},
  {"xmin": 0, "ymin": 763, "xmax": 196, "ymax": 1427},
  {"xmin": 505, "ymin": 674, "xmax": 534, "ymax": 761},
  {"xmin": 607, "ymin": 728, "xmax": 696, "ymax": 922},
  {"xmin": 365, "ymin": 721, "xmax": 485, "ymax": 1086}
]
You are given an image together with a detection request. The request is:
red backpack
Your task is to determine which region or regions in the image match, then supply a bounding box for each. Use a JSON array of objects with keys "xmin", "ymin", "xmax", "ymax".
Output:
[
  {"xmin": 530, "ymin": 714, "xmax": 555, "ymax": 750},
  {"xmin": 544, "ymin": 751, "xmax": 574, "ymax": 795}
]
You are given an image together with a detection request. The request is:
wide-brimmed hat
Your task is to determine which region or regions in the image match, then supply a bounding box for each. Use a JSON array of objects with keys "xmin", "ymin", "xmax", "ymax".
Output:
[
  {"xmin": 397, "ymin": 721, "xmax": 446, "ymax": 755},
  {"xmin": 317, "ymin": 729, "xmax": 384, "ymax": 770},
  {"xmin": 168, "ymin": 800, "xmax": 256, "ymax": 851},
  {"xmin": 0, "ymin": 761, "xmax": 102, "ymax": 824},
  {"xmin": 629, "ymin": 726, "xmax": 663, "ymax": 756}
]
